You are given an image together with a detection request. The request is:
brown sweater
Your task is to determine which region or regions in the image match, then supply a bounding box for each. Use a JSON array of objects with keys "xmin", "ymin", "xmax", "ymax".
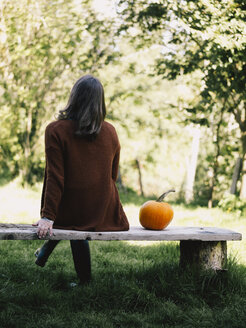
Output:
[{"xmin": 40, "ymin": 120, "xmax": 129, "ymax": 232}]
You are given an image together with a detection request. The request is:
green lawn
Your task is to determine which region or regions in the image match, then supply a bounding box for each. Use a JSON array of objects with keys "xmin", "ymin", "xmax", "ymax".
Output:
[{"xmin": 0, "ymin": 182, "xmax": 245, "ymax": 328}]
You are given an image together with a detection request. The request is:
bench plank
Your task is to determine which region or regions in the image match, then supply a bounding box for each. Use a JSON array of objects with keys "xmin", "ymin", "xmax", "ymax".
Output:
[{"xmin": 0, "ymin": 224, "xmax": 242, "ymax": 241}]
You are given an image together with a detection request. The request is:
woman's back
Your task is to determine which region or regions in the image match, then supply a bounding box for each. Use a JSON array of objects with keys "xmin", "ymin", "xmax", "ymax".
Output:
[{"xmin": 41, "ymin": 119, "xmax": 129, "ymax": 232}]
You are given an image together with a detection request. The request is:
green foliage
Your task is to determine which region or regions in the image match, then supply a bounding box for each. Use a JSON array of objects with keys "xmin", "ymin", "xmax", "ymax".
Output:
[
  {"xmin": 0, "ymin": 0, "xmax": 190, "ymax": 196},
  {"xmin": 118, "ymin": 0, "xmax": 246, "ymax": 200},
  {"xmin": 218, "ymin": 193, "xmax": 246, "ymax": 217},
  {"xmin": 1, "ymin": 0, "xmax": 246, "ymax": 203},
  {"xmin": 0, "ymin": 0, "xmax": 121, "ymax": 185},
  {"xmin": 192, "ymin": 113, "xmax": 241, "ymax": 205}
]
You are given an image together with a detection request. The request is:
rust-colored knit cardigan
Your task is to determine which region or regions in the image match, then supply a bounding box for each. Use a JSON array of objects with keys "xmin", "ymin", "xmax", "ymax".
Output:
[{"xmin": 40, "ymin": 120, "xmax": 129, "ymax": 232}]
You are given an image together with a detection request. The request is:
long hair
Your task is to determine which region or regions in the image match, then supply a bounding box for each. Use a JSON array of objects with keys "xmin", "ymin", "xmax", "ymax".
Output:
[{"xmin": 58, "ymin": 75, "xmax": 106, "ymax": 140}]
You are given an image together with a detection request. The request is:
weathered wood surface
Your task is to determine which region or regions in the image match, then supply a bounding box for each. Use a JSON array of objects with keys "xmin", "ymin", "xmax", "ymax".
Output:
[{"xmin": 0, "ymin": 224, "xmax": 242, "ymax": 241}]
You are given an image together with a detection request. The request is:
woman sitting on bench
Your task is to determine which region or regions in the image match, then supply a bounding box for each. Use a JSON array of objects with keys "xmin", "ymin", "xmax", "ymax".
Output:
[{"xmin": 33, "ymin": 75, "xmax": 129, "ymax": 284}]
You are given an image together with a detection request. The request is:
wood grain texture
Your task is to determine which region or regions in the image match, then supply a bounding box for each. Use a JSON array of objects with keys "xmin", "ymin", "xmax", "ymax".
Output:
[
  {"xmin": 0, "ymin": 224, "xmax": 242, "ymax": 241},
  {"xmin": 180, "ymin": 240, "xmax": 227, "ymax": 270}
]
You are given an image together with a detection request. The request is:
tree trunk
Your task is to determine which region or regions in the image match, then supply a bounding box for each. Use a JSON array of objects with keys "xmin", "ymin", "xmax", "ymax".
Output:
[
  {"xmin": 116, "ymin": 166, "xmax": 126, "ymax": 192},
  {"xmin": 230, "ymin": 157, "xmax": 242, "ymax": 195},
  {"xmin": 19, "ymin": 107, "xmax": 34, "ymax": 186},
  {"xmin": 240, "ymin": 132, "xmax": 246, "ymax": 199},
  {"xmin": 135, "ymin": 158, "xmax": 144, "ymax": 197},
  {"xmin": 208, "ymin": 109, "xmax": 224, "ymax": 208},
  {"xmin": 185, "ymin": 127, "xmax": 200, "ymax": 203}
]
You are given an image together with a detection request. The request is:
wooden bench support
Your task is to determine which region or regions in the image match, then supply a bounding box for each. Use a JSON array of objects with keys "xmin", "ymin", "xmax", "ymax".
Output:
[{"xmin": 180, "ymin": 240, "xmax": 227, "ymax": 271}]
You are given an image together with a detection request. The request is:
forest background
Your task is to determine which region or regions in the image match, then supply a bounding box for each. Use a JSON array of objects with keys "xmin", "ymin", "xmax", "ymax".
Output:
[
  {"xmin": 0, "ymin": 0, "xmax": 246, "ymax": 214},
  {"xmin": 1, "ymin": 3, "xmax": 246, "ymax": 327}
]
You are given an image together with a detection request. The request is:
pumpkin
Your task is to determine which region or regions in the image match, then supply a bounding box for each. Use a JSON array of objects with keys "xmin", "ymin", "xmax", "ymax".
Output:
[{"xmin": 139, "ymin": 190, "xmax": 175, "ymax": 230}]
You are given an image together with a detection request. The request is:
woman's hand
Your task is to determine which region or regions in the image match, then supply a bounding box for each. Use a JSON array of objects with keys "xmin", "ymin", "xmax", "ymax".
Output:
[{"xmin": 33, "ymin": 218, "xmax": 54, "ymax": 238}]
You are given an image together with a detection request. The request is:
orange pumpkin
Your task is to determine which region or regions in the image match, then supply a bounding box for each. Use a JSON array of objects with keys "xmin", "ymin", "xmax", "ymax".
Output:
[{"xmin": 139, "ymin": 190, "xmax": 175, "ymax": 230}]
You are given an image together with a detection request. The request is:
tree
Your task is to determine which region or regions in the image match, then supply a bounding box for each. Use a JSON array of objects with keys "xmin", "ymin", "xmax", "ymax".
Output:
[
  {"xmin": 185, "ymin": 126, "xmax": 200, "ymax": 203},
  {"xmin": 118, "ymin": 0, "xmax": 246, "ymax": 198},
  {"xmin": 0, "ymin": 0, "xmax": 120, "ymax": 184}
]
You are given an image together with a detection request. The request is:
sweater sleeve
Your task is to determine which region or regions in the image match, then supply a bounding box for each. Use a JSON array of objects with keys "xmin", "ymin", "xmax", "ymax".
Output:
[{"xmin": 40, "ymin": 125, "xmax": 64, "ymax": 221}]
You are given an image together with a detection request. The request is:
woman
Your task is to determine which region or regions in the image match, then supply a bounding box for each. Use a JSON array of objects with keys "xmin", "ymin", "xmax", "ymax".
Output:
[{"xmin": 34, "ymin": 75, "xmax": 129, "ymax": 284}]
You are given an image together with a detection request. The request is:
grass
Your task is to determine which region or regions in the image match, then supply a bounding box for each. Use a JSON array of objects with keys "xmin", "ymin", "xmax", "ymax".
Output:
[{"xmin": 0, "ymin": 182, "xmax": 246, "ymax": 328}]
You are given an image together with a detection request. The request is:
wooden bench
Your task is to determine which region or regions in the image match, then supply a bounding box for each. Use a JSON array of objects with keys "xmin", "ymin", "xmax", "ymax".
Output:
[{"xmin": 0, "ymin": 224, "xmax": 242, "ymax": 271}]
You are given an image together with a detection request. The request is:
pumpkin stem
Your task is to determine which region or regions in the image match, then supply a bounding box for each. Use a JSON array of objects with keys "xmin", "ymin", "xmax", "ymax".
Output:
[{"xmin": 156, "ymin": 189, "xmax": 175, "ymax": 202}]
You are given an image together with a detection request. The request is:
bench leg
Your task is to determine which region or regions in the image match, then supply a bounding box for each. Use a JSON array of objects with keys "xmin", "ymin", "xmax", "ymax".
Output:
[{"xmin": 180, "ymin": 241, "xmax": 227, "ymax": 271}]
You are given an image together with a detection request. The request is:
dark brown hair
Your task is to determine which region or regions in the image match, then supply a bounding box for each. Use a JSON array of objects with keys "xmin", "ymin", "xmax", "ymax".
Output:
[{"xmin": 58, "ymin": 75, "xmax": 106, "ymax": 139}]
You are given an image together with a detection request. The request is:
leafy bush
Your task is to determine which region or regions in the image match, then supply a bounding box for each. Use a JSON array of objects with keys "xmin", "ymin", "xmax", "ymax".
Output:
[{"xmin": 218, "ymin": 193, "xmax": 246, "ymax": 217}]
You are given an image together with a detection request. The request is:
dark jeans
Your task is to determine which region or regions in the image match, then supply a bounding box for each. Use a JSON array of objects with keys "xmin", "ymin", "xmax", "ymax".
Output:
[{"xmin": 36, "ymin": 240, "xmax": 91, "ymax": 283}]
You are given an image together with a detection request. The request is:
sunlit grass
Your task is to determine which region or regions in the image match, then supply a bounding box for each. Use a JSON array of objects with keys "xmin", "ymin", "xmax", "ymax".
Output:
[
  {"xmin": 0, "ymin": 181, "xmax": 42, "ymax": 223},
  {"xmin": 0, "ymin": 181, "xmax": 245, "ymax": 264}
]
